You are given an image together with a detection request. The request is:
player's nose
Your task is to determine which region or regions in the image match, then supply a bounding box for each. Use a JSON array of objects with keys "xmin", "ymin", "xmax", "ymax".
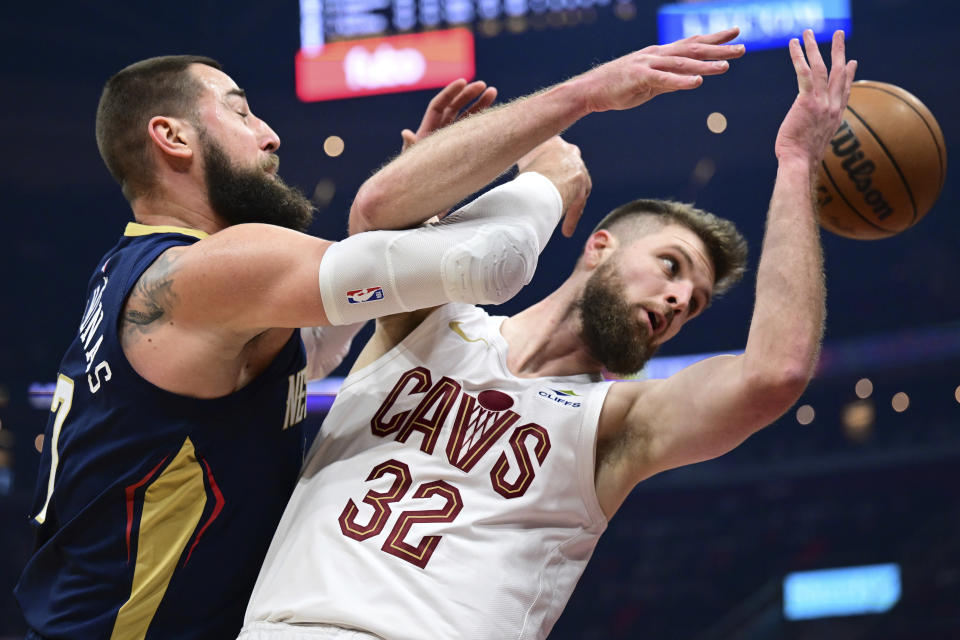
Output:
[
  {"xmin": 664, "ymin": 280, "xmax": 694, "ymax": 314},
  {"xmin": 258, "ymin": 118, "xmax": 281, "ymax": 152}
]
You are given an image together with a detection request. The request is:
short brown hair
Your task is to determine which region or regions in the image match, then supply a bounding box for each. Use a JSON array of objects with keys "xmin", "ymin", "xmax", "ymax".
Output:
[
  {"xmin": 592, "ymin": 199, "xmax": 748, "ymax": 296},
  {"xmin": 95, "ymin": 55, "xmax": 221, "ymax": 201}
]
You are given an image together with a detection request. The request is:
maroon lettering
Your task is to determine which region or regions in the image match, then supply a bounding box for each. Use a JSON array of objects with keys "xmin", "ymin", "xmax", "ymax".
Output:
[
  {"xmin": 446, "ymin": 393, "xmax": 519, "ymax": 472},
  {"xmin": 382, "ymin": 480, "xmax": 463, "ymax": 569},
  {"xmin": 341, "ymin": 459, "xmax": 464, "ymax": 569},
  {"xmin": 490, "ymin": 423, "xmax": 551, "ymax": 499},
  {"xmin": 338, "ymin": 459, "xmax": 412, "ymax": 541},
  {"xmin": 396, "ymin": 377, "xmax": 461, "ymax": 455},
  {"xmin": 370, "ymin": 367, "xmax": 432, "ymax": 437}
]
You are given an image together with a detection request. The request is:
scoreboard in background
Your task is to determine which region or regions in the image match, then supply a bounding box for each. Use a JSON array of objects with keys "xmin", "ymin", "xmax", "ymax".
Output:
[
  {"xmin": 296, "ymin": 27, "xmax": 475, "ymax": 101},
  {"xmin": 295, "ymin": 0, "xmax": 853, "ymax": 102},
  {"xmin": 658, "ymin": 0, "xmax": 852, "ymax": 51},
  {"xmin": 296, "ymin": 0, "xmax": 618, "ymax": 101},
  {"xmin": 297, "ymin": 0, "xmax": 483, "ymax": 101}
]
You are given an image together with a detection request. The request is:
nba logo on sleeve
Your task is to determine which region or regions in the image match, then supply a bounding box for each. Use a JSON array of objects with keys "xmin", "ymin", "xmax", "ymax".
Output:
[{"xmin": 346, "ymin": 287, "xmax": 384, "ymax": 304}]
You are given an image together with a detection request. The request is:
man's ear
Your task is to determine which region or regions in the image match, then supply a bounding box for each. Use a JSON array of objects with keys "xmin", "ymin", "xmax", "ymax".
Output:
[
  {"xmin": 147, "ymin": 115, "xmax": 195, "ymax": 166},
  {"xmin": 581, "ymin": 230, "xmax": 619, "ymax": 269}
]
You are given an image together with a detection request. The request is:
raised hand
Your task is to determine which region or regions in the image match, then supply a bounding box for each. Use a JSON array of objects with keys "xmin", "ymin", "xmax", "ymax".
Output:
[
  {"xmin": 352, "ymin": 31, "xmax": 742, "ymax": 235},
  {"xmin": 517, "ymin": 136, "xmax": 592, "ymax": 238},
  {"xmin": 401, "ymin": 79, "xmax": 498, "ymax": 151},
  {"xmin": 775, "ymin": 30, "xmax": 857, "ymax": 166},
  {"xmin": 576, "ymin": 27, "xmax": 746, "ymax": 113}
]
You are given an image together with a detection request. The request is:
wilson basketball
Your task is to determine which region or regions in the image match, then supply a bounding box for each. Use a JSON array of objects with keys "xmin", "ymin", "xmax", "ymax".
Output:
[{"xmin": 816, "ymin": 80, "xmax": 946, "ymax": 240}]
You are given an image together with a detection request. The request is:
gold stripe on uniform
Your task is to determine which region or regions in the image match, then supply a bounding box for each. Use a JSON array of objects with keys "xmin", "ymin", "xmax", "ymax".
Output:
[
  {"xmin": 123, "ymin": 222, "xmax": 209, "ymax": 240},
  {"xmin": 110, "ymin": 437, "xmax": 207, "ymax": 640}
]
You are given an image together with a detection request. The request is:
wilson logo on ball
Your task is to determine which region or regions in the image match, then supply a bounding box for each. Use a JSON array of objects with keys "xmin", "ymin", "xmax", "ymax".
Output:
[
  {"xmin": 816, "ymin": 80, "xmax": 946, "ymax": 240},
  {"xmin": 825, "ymin": 121, "xmax": 894, "ymax": 221}
]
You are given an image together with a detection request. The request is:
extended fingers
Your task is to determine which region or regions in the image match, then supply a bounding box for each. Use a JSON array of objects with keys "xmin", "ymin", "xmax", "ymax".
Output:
[
  {"xmin": 425, "ymin": 78, "xmax": 468, "ymax": 117},
  {"xmin": 685, "ymin": 26, "xmax": 742, "ymax": 45},
  {"xmin": 829, "ymin": 57, "xmax": 857, "ymax": 118},
  {"xmin": 442, "ymin": 80, "xmax": 491, "ymax": 121},
  {"xmin": 826, "ymin": 31, "xmax": 850, "ymax": 97},
  {"xmin": 652, "ymin": 55, "xmax": 731, "ymax": 77},
  {"xmin": 561, "ymin": 171, "xmax": 591, "ymax": 238},
  {"xmin": 829, "ymin": 29, "xmax": 846, "ymax": 72},
  {"xmin": 660, "ymin": 40, "xmax": 745, "ymax": 61},
  {"xmin": 460, "ymin": 86, "xmax": 497, "ymax": 119},
  {"xmin": 416, "ymin": 79, "xmax": 469, "ymax": 135},
  {"xmin": 803, "ymin": 29, "xmax": 828, "ymax": 85},
  {"xmin": 416, "ymin": 79, "xmax": 493, "ymax": 139},
  {"xmin": 844, "ymin": 60, "xmax": 858, "ymax": 102},
  {"xmin": 788, "ymin": 36, "xmax": 812, "ymax": 93},
  {"xmin": 645, "ymin": 67, "xmax": 705, "ymax": 92},
  {"xmin": 661, "ymin": 27, "xmax": 745, "ymax": 60},
  {"xmin": 562, "ymin": 200, "xmax": 585, "ymax": 238}
]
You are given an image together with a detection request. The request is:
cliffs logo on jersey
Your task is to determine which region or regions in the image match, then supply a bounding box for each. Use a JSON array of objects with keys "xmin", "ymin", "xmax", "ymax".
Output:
[
  {"xmin": 346, "ymin": 287, "xmax": 384, "ymax": 304},
  {"xmin": 370, "ymin": 367, "xmax": 550, "ymax": 499},
  {"xmin": 537, "ymin": 388, "xmax": 581, "ymax": 408}
]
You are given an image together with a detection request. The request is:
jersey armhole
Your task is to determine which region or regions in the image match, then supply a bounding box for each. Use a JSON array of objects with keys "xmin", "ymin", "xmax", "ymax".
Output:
[
  {"xmin": 578, "ymin": 380, "xmax": 615, "ymax": 529},
  {"xmin": 336, "ymin": 303, "xmax": 465, "ymax": 393}
]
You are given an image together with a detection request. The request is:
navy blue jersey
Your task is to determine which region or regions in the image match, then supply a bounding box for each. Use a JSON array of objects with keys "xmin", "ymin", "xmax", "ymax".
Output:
[{"xmin": 16, "ymin": 223, "xmax": 310, "ymax": 639}]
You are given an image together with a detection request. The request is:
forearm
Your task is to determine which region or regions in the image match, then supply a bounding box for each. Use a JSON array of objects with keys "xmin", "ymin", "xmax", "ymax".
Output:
[
  {"xmin": 350, "ymin": 27, "xmax": 748, "ymax": 234},
  {"xmin": 324, "ymin": 173, "xmax": 563, "ymax": 325},
  {"xmin": 744, "ymin": 157, "xmax": 825, "ymax": 387},
  {"xmin": 349, "ymin": 83, "xmax": 589, "ymax": 234}
]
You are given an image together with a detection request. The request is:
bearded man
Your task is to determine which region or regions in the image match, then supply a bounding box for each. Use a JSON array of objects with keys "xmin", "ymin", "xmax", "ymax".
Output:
[
  {"xmin": 16, "ymin": 25, "xmax": 746, "ymax": 639},
  {"xmin": 240, "ymin": 29, "xmax": 856, "ymax": 640},
  {"xmin": 13, "ymin": 57, "xmax": 579, "ymax": 640}
]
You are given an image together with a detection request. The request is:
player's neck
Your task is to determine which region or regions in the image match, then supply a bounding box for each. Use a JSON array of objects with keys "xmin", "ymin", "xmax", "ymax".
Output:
[
  {"xmin": 501, "ymin": 279, "xmax": 604, "ymax": 379},
  {"xmin": 130, "ymin": 187, "xmax": 225, "ymax": 236}
]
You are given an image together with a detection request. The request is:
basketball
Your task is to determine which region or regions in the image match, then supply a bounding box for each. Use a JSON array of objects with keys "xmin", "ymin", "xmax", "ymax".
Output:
[{"xmin": 816, "ymin": 80, "xmax": 946, "ymax": 240}]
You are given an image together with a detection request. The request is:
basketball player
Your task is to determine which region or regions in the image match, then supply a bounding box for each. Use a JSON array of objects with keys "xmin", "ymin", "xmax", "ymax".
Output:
[
  {"xmin": 240, "ymin": 30, "xmax": 856, "ymax": 640},
  {"xmin": 16, "ymin": 29, "xmax": 746, "ymax": 640}
]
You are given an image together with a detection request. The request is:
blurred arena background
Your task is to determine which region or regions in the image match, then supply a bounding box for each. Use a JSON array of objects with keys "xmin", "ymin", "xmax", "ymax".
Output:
[{"xmin": 1, "ymin": 0, "xmax": 957, "ymax": 637}]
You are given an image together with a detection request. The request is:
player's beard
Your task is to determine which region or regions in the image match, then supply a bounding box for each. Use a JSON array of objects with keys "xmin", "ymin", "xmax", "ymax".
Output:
[
  {"xmin": 200, "ymin": 133, "xmax": 315, "ymax": 232},
  {"xmin": 577, "ymin": 259, "xmax": 658, "ymax": 376}
]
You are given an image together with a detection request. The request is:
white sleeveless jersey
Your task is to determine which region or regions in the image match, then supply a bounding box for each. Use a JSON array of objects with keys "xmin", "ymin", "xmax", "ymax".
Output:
[{"xmin": 244, "ymin": 304, "xmax": 612, "ymax": 640}]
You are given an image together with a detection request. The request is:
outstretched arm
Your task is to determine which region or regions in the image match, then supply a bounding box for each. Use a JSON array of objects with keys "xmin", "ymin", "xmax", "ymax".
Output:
[
  {"xmin": 348, "ymin": 135, "xmax": 593, "ymax": 372},
  {"xmin": 139, "ymin": 105, "xmax": 590, "ymax": 378},
  {"xmin": 598, "ymin": 30, "xmax": 856, "ymax": 511},
  {"xmin": 153, "ymin": 136, "xmax": 587, "ymax": 338},
  {"xmin": 298, "ymin": 79, "xmax": 499, "ymax": 379},
  {"xmin": 350, "ymin": 28, "xmax": 746, "ymax": 237}
]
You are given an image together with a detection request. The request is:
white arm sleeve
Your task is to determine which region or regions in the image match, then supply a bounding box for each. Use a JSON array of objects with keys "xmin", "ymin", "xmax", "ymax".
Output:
[
  {"xmin": 301, "ymin": 321, "xmax": 366, "ymax": 381},
  {"xmin": 318, "ymin": 171, "xmax": 563, "ymax": 326}
]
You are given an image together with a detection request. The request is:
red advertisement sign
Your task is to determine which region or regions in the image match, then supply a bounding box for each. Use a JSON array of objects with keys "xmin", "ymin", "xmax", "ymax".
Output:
[{"xmin": 296, "ymin": 28, "xmax": 476, "ymax": 102}]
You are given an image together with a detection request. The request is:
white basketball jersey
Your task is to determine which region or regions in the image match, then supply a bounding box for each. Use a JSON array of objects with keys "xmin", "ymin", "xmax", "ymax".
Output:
[{"xmin": 244, "ymin": 304, "xmax": 612, "ymax": 640}]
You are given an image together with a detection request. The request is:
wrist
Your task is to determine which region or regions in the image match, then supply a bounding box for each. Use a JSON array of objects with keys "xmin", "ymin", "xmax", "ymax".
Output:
[
  {"xmin": 541, "ymin": 79, "xmax": 593, "ymax": 121},
  {"xmin": 776, "ymin": 154, "xmax": 817, "ymax": 179}
]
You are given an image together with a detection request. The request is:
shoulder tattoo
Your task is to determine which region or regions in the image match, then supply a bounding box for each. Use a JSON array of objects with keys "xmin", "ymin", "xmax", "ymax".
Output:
[{"xmin": 121, "ymin": 249, "xmax": 184, "ymax": 347}]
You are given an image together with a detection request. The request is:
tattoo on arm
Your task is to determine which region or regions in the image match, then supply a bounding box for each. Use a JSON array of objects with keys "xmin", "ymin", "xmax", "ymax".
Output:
[{"xmin": 121, "ymin": 250, "xmax": 183, "ymax": 347}]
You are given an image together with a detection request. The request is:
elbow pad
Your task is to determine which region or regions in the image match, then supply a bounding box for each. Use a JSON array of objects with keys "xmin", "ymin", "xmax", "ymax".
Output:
[{"xmin": 318, "ymin": 172, "xmax": 562, "ymax": 325}]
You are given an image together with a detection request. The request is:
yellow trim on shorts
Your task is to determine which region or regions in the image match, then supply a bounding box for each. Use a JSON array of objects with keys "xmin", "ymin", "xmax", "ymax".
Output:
[{"xmin": 124, "ymin": 222, "xmax": 208, "ymax": 240}]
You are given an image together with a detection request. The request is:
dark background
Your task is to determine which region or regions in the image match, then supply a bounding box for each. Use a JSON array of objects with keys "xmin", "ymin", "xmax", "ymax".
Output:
[{"xmin": 1, "ymin": 0, "xmax": 957, "ymax": 637}]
